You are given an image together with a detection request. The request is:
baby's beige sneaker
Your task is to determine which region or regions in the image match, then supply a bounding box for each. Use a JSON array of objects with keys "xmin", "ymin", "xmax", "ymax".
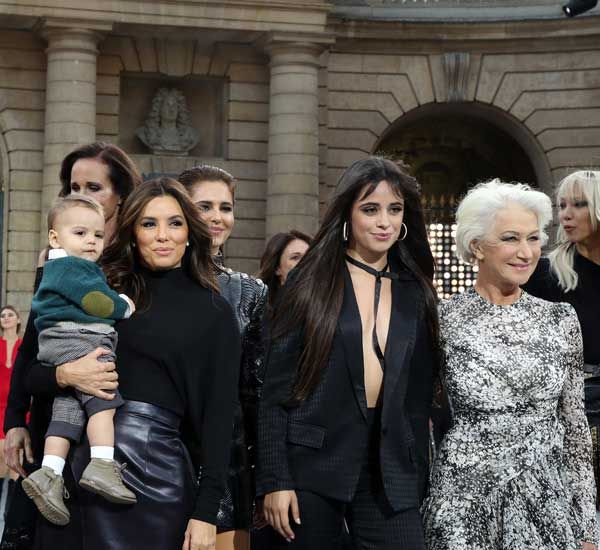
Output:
[
  {"xmin": 22, "ymin": 466, "xmax": 70, "ymax": 526},
  {"xmin": 79, "ymin": 458, "xmax": 137, "ymax": 504}
]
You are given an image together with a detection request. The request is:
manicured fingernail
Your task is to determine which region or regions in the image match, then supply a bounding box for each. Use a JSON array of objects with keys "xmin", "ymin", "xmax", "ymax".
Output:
[{"xmin": 295, "ymin": 517, "xmax": 301, "ymax": 524}]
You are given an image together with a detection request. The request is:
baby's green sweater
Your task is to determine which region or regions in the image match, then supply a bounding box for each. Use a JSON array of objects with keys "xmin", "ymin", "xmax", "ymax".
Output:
[{"xmin": 32, "ymin": 255, "xmax": 129, "ymax": 333}]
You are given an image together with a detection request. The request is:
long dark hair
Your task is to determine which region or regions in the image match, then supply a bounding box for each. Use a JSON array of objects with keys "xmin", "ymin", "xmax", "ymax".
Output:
[
  {"xmin": 59, "ymin": 142, "xmax": 142, "ymax": 200},
  {"xmin": 272, "ymin": 157, "xmax": 438, "ymax": 403},
  {"xmin": 102, "ymin": 177, "xmax": 218, "ymax": 309},
  {"xmin": 258, "ymin": 230, "xmax": 312, "ymax": 310}
]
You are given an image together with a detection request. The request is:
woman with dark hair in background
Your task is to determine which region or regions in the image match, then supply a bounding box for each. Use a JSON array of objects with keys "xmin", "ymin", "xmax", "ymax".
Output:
[
  {"xmin": 2, "ymin": 142, "xmax": 141, "ymax": 549},
  {"xmin": 58, "ymin": 142, "xmax": 142, "ymax": 243},
  {"xmin": 257, "ymin": 157, "xmax": 439, "ymax": 549},
  {"xmin": 179, "ymin": 165, "xmax": 268, "ymax": 550},
  {"xmin": 255, "ymin": 232, "xmax": 311, "ymax": 548},
  {"xmin": 258, "ymin": 231, "xmax": 311, "ymax": 312}
]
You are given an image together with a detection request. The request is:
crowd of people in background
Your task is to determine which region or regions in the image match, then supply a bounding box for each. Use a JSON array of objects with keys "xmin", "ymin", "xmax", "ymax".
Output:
[{"xmin": 0, "ymin": 141, "xmax": 597, "ymax": 550}]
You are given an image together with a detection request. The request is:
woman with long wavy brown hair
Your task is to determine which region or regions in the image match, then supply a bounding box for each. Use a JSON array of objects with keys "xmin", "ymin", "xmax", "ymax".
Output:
[
  {"xmin": 257, "ymin": 157, "xmax": 439, "ymax": 549},
  {"xmin": 17, "ymin": 178, "xmax": 240, "ymax": 550}
]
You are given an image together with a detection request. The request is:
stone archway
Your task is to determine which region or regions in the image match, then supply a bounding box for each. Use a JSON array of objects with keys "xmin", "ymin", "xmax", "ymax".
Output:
[
  {"xmin": 375, "ymin": 102, "xmax": 552, "ymax": 298},
  {"xmin": 375, "ymin": 102, "xmax": 552, "ymax": 195}
]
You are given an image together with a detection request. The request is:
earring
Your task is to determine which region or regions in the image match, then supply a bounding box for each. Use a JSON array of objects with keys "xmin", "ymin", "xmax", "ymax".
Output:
[
  {"xmin": 131, "ymin": 241, "xmax": 136, "ymax": 248},
  {"xmin": 342, "ymin": 222, "xmax": 348, "ymax": 242},
  {"xmin": 186, "ymin": 241, "xmax": 190, "ymax": 247},
  {"xmin": 398, "ymin": 223, "xmax": 408, "ymax": 241}
]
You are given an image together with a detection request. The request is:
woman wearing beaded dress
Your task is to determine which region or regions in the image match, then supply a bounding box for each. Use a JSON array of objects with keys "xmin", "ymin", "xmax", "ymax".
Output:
[
  {"xmin": 423, "ymin": 180, "xmax": 598, "ymax": 550},
  {"xmin": 179, "ymin": 165, "xmax": 268, "ymax": 550}
]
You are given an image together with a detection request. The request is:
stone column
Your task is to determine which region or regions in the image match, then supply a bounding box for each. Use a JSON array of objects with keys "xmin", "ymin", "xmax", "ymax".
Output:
[
  {"xmin": 39, "ymin": 19, "xmax": 111, "ymax": 245},
  {"xmin": 264, "ymin": 33, "xmax": 332, "ymax": 239}
]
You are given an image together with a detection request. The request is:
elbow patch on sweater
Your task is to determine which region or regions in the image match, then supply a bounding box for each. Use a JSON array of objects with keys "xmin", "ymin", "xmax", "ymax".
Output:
[{"xmin": 81, "ymin": 291, "xmax": 115, "ymax": 318}]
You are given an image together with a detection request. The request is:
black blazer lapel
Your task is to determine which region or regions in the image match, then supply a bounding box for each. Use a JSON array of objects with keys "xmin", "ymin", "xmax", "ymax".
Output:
[
  {"xmin": 338, "ymin": 266, "xmax": 368, "ymax": 421},
  {"xmin": 382, "ymin": 276, "xmax": 420, "ymax": 424}
]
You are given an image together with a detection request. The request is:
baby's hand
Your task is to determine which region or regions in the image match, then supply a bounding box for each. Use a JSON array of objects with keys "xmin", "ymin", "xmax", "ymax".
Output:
[{"xmin": 119, "ymin": 294, "xmax": 136, "ymax": 317}]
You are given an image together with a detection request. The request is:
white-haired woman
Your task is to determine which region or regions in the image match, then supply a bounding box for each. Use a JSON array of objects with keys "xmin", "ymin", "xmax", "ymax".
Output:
[{"xmin": 423, "ymin": 180, "xmax": 598, "ymax": 550}]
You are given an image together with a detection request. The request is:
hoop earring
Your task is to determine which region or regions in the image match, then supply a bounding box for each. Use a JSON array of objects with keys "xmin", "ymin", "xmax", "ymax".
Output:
[
  {"xmin": 398, "ymin": 223, "xmax": 408, "ymax": 241},
  {"xmin": 342, "ymin": 222, "xmax": 349, "ymax": 242}
]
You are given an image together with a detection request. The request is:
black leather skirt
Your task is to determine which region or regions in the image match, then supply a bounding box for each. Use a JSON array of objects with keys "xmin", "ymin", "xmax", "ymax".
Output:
[{"xmin": 71, "ymin": 400, "xmax": 197, "ymax": 550}]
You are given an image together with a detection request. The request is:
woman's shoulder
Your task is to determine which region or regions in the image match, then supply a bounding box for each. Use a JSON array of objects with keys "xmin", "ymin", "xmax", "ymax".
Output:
[
  {"xmin": 538, "ymin": 299, "xmax": 581, "ymax": 343},
  {"xmin": 548, "ymin": 299, "xmax": 578, "ymax": 323},
  {"xmin": 220, "ymin": 268, "xmax": 266, "ymax": 288},
  {"xmin": 237, "ymin": 271, "xmax": 268, "ymax": 297},
  {"xmin": 438, "ymin": 289, "xmax": 472, "ymax": 315},
  {"xmin": 522, "ymin": 290, "xmax": 577, "ymax": 324},
  {"xmin": 218, "ymin": 268, "xmax": 268, "ymax": 303},
  {"xmin": 162, "ymin": 268, "xmax": 231, "ymax": 309},
  {"xmin": 184, "ymin": 283, "xmax": 237, "ymax": 329}
]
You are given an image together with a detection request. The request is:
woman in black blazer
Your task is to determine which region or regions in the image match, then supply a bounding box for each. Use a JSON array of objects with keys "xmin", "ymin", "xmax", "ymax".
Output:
[{"xmin": 256, "ymin": 157, "xmax": 439, "ymax": 550}]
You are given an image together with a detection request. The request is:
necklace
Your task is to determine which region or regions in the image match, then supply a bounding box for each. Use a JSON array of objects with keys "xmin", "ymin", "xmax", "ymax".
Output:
[{"xmin": 345, "ymin": 254, "xmax": 398, "ymax": 370}]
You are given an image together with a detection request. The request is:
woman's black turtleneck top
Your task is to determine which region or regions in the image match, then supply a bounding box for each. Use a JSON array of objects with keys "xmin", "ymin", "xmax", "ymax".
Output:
[
  {"xmin": 524, "ymin": 253, "xmax": 600, "ymax": 365},
  {"xmin": 21, "ymin": 267, "xmax": 241, "ymax": 523}
]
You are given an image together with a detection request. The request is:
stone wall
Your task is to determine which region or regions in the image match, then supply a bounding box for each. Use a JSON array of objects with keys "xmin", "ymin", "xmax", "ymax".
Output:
[
  {"xmin": 0, "ymin": 30, "xmax": 45, "ymax": 314},
  {"xmin": 326, "ymin": 50, "xmax": 435, "ymax": 193},
  {"xmin": 475, "ymin": 50, "xmax": 600, "ymax": 182},
  {"xmin": 325, "ymin": 44, "xmax": 600, "ymax": 194},
  {"xmin": 97, "ymin": 36, "xmax": 270, "ymax": 274}
]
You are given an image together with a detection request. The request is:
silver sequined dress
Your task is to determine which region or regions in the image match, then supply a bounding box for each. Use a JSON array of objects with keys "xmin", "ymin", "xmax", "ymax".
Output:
[{"xmin": 423, "ymin": 288, "xmax": 598, "ymax": 549}]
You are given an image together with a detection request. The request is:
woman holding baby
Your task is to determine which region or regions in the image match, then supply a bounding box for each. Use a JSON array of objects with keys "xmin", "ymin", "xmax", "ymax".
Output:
[{"xmin": 3, "ymin": 146, "xmax": 240, "ymax": 550}]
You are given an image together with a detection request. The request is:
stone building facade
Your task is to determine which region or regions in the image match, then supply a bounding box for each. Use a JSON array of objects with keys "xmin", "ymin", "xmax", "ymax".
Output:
[{"xmin": 0, "ymin": 0, "xmax": 599, "ymax": 312}]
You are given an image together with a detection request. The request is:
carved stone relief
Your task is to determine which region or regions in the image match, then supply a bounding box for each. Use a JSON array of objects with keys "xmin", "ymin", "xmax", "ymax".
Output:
[
  {"xmin": 136, "ymin": 87, "xmax": 200, "ymax": 156},
  {"xmin": 442, "ymin": 52, "xmax": 470, "ymax": 102}
]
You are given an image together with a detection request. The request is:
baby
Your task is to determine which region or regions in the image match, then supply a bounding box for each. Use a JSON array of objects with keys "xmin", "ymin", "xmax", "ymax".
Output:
[{"xmin": 22, "ymin": 194, "xmax": 136, "ymax": 526}]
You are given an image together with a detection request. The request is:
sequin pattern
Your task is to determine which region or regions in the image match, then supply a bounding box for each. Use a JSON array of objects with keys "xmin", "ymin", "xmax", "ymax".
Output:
[
  {"xmin": 215, "ymin": 267, "xmax": 268, "ymax": 530},
  {"xmin": 423, "ymin": 288, "xmax": 598, "ymax": 549}
]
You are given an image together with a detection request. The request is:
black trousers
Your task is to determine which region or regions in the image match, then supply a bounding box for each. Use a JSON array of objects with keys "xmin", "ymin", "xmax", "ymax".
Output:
[{"xmin": 267, "ymin": 462, "xmax": 425, "ymax": 550}]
